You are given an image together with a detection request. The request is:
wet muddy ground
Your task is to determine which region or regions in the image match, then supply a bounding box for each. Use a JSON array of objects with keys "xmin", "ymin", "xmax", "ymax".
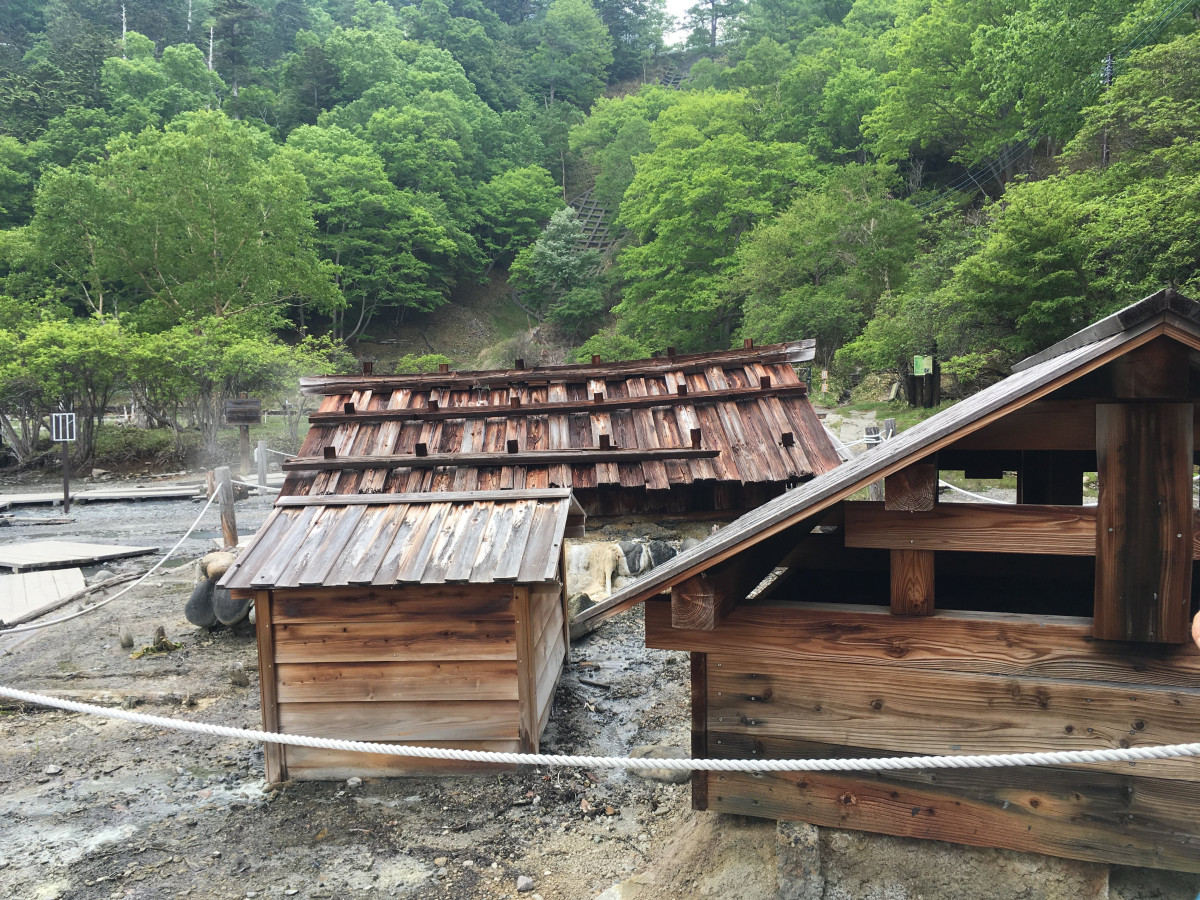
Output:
[{"xmin": 0, "ymin": 480, "xmax": 722, "ymax": 900}]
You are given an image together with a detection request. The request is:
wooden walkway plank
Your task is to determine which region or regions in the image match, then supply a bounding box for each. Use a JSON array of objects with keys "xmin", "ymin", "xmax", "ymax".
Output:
[
  {"xmin": 0, "ymin": 541, "xmax": 155, "ymax": 573},
  {"xmin": 0, "ymin": 568, "xmax": 86, "ymax": 624}
]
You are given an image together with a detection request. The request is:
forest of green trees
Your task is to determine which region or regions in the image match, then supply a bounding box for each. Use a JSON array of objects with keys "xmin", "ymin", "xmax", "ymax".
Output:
[{"xmin": 1, "ymin": 0, "xmax": 1198, "ymax": 466}]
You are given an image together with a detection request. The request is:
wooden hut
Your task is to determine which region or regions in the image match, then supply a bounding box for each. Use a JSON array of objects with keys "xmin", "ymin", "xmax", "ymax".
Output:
[
  {"xmin": 221, "ymin": 488, "xmax": 583, "ymax": 781},
  {"xmin": 292, "ymin": 341, "xmax": 840, "ymax": 518},
  {"xmin": 578, "ymin": 289, "xmax": 1200, "ymax": 872}
]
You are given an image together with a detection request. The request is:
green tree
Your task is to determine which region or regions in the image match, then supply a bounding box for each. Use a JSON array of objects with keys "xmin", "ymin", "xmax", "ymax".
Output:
[
  {"xmin": 23, "ymin": 110, "xmax": 339, "ymax": 328},
  {"xmin": 736, "ymin": 164, "xmax": 920, "ymax": 365},
  {"xmin": 508, "ymin": 207, "xmax": 601, "ymax": 316},
  {"xmin": 475, "ymin": 165, "xmax": 563, "ymax": 269},
  {"xmin": 282, "ymin": 123, "xmax": 463, "ymax": 339},
  {"xmin": 615, "ymin": 91, "xmax": 815, "ymax": 350},
  {"xmin": 527, "ymin": 0, "xmax": 614, "ymax": 109}
]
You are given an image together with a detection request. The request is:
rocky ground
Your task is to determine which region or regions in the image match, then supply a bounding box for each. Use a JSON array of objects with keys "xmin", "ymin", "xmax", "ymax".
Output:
[{"xmin": 0, "ymin": 546, "xmax": 748, "ymax": 900}]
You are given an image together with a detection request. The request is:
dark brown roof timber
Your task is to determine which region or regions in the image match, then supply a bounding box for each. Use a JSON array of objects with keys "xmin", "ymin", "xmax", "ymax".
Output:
[
  {"xmin": 307, "ymin": 381, "xmax": 809, "ymax": 424},
  {"xmin": 283, "ymin": 448, "xmax": 721, "ymax": 473},
  {"xmin": 301, "ymin": 340, "xmax": 816, "ymax": 395},
  {"xmin": 573, "ymin": 290, "xmax": 1200, "ymax": 632}
]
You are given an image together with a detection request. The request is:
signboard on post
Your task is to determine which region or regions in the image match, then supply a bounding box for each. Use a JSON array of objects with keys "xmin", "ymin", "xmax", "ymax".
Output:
[
  {"xmin": 224, "ymin": 398, "xmax": 262, "ymax": 424},
  {"xmin": 225, "ymin": 397, "xmax": 262, "ymax": 476},
  {"xmin": 51, "ymin": 412, "xmax": 77, "ymax": 443},
  {"xmin": 52, "ymin": 411, "xmax": 76, "ymax": 513}
]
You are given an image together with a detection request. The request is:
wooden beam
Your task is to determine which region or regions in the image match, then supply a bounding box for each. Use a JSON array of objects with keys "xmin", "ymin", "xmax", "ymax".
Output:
[
  {"xmin": 884, "ymin": 463, "xmax": 937, "ymax": 512},
  {"xmin": 671, "ymin": 569, "xmax": 742, "ymax": 631},
  {"xmin": 306, "ymin": 382, "xmax": 810, "ymax": 424},
  {"xmin": 1111, "ymin": 336, "xmax": 1191, "ymax": 398},
  {"xmin": 1094, "ymin": 402, "xmax": 1193, "ymax": 643},
  {"xmin": 282, "ymin": 448, "xmax": 720, "ymax": 472},
  {"xmin": 890, "ymin": 549, "xmax": 934, "ymax": 616},
  {"xmin": 300, "ymin": 340, "xmax": 817, "ymax": 395},
  {"xmin": 514, "ymin": 586, "xmax": 537, "ymax": 753},
  {"xmin": 644, "ymin": 599, "xmax": 1200, "ymax": 686},
  {"xmin": 704, "ymin": 743, "xmax": 1200, "ymax": 873},
  {"xmin": 845, "ymin": 501, "xmax": 1098, "ymax": 556},
  {"xmin": 274, "ymin": 488, "xmax": 573, "ymax": 507}
]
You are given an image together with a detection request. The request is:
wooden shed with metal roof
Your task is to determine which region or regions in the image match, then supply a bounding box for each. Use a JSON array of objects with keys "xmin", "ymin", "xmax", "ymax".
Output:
[
  {"xmin": 290, "ymin": 340, "xmax": 840, "ymax": 518},
  {"xmin": 221, "ymin": 488, "xmax": 583, "ymax": 781},
  {"xmin": 577, "ymin": 289, "xmax": 1200, "ymax": 873}
]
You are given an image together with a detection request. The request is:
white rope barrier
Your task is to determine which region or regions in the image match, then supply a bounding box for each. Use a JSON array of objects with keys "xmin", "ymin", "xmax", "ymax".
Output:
[
  {"xmin": 262, "ymin": 448, "xmax": 294, "ymax": 458},
  {"xmin": 1, "ymin": 684, "xmax": 1197, "ymax": 773},
  {"xmin": 937, "ymin": 479, "xmax": 1008, "ymax": 504},
  {"xmin": 0, "ymin": 487, "xmax": 223, "ymax": 634}
]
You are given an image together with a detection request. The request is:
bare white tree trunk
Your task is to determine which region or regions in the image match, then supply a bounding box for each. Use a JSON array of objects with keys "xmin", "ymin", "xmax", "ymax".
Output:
[
  {"xmin": 187, "ymin": 0, "xmax": 193, "ymax": 34},
  {"xmin": 208, "ymin": 27, "xmax": 214, "ymax": 71},
  {"xmin": 121, "ymin": 4, "xmax": 127, "ymax": 56}
]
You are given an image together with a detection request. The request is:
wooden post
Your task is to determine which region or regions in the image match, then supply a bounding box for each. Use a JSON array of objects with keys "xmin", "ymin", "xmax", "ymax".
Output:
[
  {"xmin": 253, "ymin": 591, "xmax": 286, "ymax": 783},
  {"xmin": 214, "ymin": 466, "xmax": 238, "ymax": 549},
  {"xmin": 891, "ymin": 548, "xmax": 935, "ymax": 616},
  {"xmin": 691, "ymin": 651, "xmax": 708, "ymax": 811},
  {"xmin": 256, "ymin": 440, "xmax": 268, "ymax": 487},
  {"xmin": 239, "ymin": 424, "xmax": 251, "ymax": 475},
  {"xmin": 866, "ymin": 425, "xmax": 884, "ymax": 501},
  {"xmin": 1094, "ymin": 402, "xmax": 1192, "ymax": 642},
  {"xmin": 61, "ymin": 440, "xmax": 70, "ymax": 514}
]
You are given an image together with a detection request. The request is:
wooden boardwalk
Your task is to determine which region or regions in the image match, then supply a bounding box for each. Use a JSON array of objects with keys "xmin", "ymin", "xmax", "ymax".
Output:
[
  {"xmin": 0, "ymin": 541, "xmax": 155, "ymax": 573},
  {"xmin": 0, "ymin": 568, "xmax": 85, "ymax": 625},
  {"xmin": 0, "ymin": 485, "xmax": 204, "ymax": 511}
]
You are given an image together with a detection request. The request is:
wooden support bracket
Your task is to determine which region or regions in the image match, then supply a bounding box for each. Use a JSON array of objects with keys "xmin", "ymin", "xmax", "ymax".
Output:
[{"xmin": 891, "ymin": 548, "xmax": 935, "ymax": 616}]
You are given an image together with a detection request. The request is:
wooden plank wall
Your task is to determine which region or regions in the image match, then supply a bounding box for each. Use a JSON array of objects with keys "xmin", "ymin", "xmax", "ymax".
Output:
[
  {"xmin": 265, "ymin": 584, "xmax": 522, "ymax": 780},
  {"xmin": 529, "ymin": 583, "xmax": 567, "ymax": 741},
  {"xmin": 646, "ymin": 598, "xmax": 1200, "ymax": 872}
]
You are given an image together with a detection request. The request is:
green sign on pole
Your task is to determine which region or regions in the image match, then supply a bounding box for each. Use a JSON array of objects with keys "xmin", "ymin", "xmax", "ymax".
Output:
[{"xmin": 913, "ymin": 355, "xmax": 933, "ymax": 376}]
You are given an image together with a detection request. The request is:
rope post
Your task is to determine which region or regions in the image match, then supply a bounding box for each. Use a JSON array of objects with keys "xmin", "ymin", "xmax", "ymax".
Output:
[
  {"xmin": 214, "ymin": 466, "xmax": 238, "ymax": 549},
  {"xmin": 256, "ymin": 440, "xmax": 268, "ymax": 487}
]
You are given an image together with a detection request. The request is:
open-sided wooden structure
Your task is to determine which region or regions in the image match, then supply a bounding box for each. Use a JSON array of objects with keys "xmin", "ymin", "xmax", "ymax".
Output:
[
  {"xmin": 580, "ymin": 290, "xmax": 1200, "ymax": 872},
  {"xmin": 293, "ymin": 341, "xmax": 840, "ymax": 517},
  {"xmin": 221, "ymin": 488, "xmax": 582, "ymax": 781}
]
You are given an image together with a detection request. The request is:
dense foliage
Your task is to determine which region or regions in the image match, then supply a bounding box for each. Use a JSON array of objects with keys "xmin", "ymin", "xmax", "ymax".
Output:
[{"xmin": 1, "ymin": 0, "xmax": 1198, "ymax": 466}]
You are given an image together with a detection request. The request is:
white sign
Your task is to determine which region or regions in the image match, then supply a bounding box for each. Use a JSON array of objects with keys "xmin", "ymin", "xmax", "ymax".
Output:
[{"xmin": 51, "ymin": 412, "xmax": 77, "ymax": 443}]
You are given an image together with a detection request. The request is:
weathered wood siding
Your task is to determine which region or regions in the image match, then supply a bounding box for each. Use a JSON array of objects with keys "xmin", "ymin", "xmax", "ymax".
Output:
[
  {"xmin": 530, "ymin": 583, "xmax": 567, "ymax": 738},
  {"xmin": 646, "ymin": 598, "xmax": 1200, "ymax": 872},
  {"xmin": 261, "ymin": 584, "xmax": 523, "ymax": 780}
]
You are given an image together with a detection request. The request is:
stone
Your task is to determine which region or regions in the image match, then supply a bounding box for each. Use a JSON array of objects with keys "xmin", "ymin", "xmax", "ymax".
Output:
[
  {"xmin": 680, "ymin": 538, "xmax": 701, "ymax": 553},
  {"xmin": 90, "ymin": 468, "xmax": 111, "ymax": 478},
  {"xmin": 184, "ymin": 579, "xmax": 217, "ymax": 629},
  {"xmin": 628, "ymin": 746, "xmax": 691, "ymax": 784},
  {"xmin": 229, "ymin": 663, "xmax": 250, "ymax": 688},
  {"xmin": 43, "ymin": 765, "xmax": 63, "ymax": 775},
  {"xmin": 201, "ymin": 551, "xmax": 238, "ymax": 580},
  {"xmin": 118, "ymin": 628, "xmax": 134, "ymax": 650},
  {"xmin": 777, "ymin": 820, "xmax": 822, "ymax": 900},
  {"xmin": 434, "ymin": 857, "xmax": 448, "ymax": 867},
  {"xmin": 645, "ymin": 540, "xmax": 676, "ymax": 568},
  {"xmin": 616, "ymin": 542, "xmax": 647, "ymax": 577},
  {"xmin": 346, "ymin": 777, "xmax": 362, "ymax": 789},
  {"xmin": 565, "ymin": 542, "xmax": 620, "ymax": 602},
  {"xmin": 212, "ymin": 586, "xmax": 251, "ymax": 626},
  {"xmin": 516, "ymin": 875, "xmax": 535, "ymax": 892},
  {"xmin": 91, "ymin": 569, "xmax": 116, "ymax": 584}
]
